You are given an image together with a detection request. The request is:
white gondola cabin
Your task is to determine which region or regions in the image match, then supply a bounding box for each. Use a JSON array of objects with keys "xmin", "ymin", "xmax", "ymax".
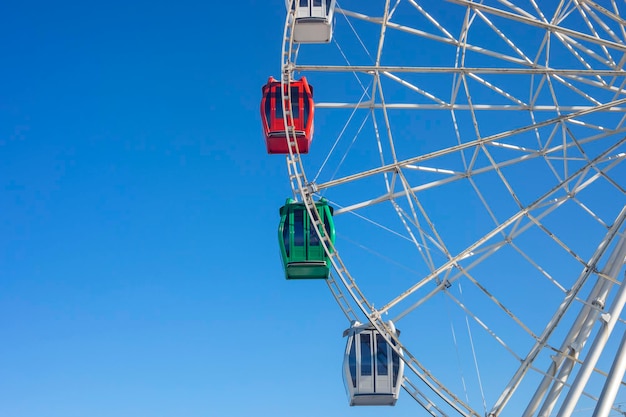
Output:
[
  {"xmin": 287, "ymin": 0, "xmax": 336, "ymax": 43},
  {"xmin": 343, "ymin": 321, "xmax": 404, "ymax": 406}
]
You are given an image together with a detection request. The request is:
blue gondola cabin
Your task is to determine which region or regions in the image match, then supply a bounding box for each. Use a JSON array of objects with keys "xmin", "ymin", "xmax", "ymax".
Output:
[
  {"xmin": 288, "ymin": 0, "xmax": 336, "ymax": 43},
  {"xmin": 278, "ymin": 198, "xmax": 335, "ymax": 279},
  {"xmin": 261, "ymin": 77, "xmax": 314, "ymax": 154},
  {"xmin": 343, "ymin": 321, "xmax": 404, "ymax": 406}
]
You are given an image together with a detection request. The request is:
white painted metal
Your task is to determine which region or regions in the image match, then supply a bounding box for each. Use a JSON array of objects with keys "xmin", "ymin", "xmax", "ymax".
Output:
[
  {"xmin": 522, "ymin": 227, "xmax": 626, "ymax": 417},
  {"xmin": 556, "ymin": 235, "xmax": 626, "ymax": 417},
  {"xmin": 278, "ymin": 1, "xmax": 626, "ymax": 416},
  {"xmin": 594, "ymin": 298, "xmax": 626, "ymax": 417}
]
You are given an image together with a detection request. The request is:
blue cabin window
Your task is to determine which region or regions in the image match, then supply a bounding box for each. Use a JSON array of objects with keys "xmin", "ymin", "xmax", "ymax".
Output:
[
  {"xmin": 392, "ymin": 339, "xmax": 400, "ymax": 387},
  {"xmin": 303, "ymin": 90, "xmax": 310, "ymax": 127},
  {"xmin": 314, "ymin": 0, "xmax": 321, "ymax": 6},
  {"xmin": 360, "ymin": 333, "xmax": 372, "ymax": 376},
  {"xmin": 376, "ymin": 334, "xmax": 389, "ymax": 376},
  {"xmin": 274, "ymin": 88, "xmax": 283, "ymax": 119},
  {"xmin": 324, "ymin": 214, "xmax": 332, "ymax": 238},
  {"xmin": 309, "ymin": 210, "xmax": 321, "ymax": 247},
  {"xmin": 283, "ymin": 212, "xmax": 291, "ymax": 257},
  {"xmin": 291, "ymin": 86, "xmax": 300, "ymax": 119},
  {"xmin": 265, "ymin": 88, "xmax": 272, "ymax": 129},
  {"xmin": 293, "ymin": 209, "xmax": 305, "ymax": 246},
  {"xmin": 309, "ymin": 226, "xmax": 320, "ymax": 246},
  {"xmin": 348, "ymin": 338, "xmax": 357, "ymax": 388}
]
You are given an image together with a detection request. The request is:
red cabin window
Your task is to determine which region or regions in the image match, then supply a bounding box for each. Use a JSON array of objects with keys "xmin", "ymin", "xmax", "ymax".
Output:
[{"xmin": 260, "ymin": 76, "xmax": 314, "ymax": 154}]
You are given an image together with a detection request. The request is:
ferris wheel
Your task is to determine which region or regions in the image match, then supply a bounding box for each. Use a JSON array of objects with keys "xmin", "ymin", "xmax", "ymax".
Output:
[{"xmin": 265, "ymin": 1, "xmax": 626, "ymax": 416}]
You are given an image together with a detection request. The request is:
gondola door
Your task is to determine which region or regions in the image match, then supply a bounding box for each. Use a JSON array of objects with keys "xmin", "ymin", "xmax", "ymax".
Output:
[
  {"xmin": 284, "ymin": 207, "xmax": 304, "ymax": 264},
  {"xmin": 264, "ymin": 82, "xmax": 300, "ymax": 139},
  {"xmin": 306, "ymin": 205, "xmax": 327, "ymax": 263},
  {"xmin": 280, "ymin": 202, "xmax": 332, "ymax": 279},
  {"xmin": 373, "ymin": 333, "xmax": 394, "ymax": 395},
  {"xmin": 268, "ymin": 84, "xmax": 286, "ymax": 137},
  {"xmin": 344, "ymin": 322, "xmax": 403, "ymax": 405},
  {"xmin": 357, "ymin": 331, "xmax": 395, "ymax": 396},
  {"xmin": 356, "ymin": 332, "xmax": 374, "ymax": 394}
]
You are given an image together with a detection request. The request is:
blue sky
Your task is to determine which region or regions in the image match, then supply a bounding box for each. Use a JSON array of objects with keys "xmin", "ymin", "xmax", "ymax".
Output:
[
  {"xmin": 0, "ymin": 1, "xmax": 345, "ymax": 416},
  {"xmin": 3, "ymin": 1, "xmax": 626, "ymax": 416}
]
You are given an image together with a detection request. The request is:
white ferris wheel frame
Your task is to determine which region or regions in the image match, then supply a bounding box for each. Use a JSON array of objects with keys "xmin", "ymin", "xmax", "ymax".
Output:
[{"xmin": 278, "ymin": 1, "xmax": 626, "ymax": 416}]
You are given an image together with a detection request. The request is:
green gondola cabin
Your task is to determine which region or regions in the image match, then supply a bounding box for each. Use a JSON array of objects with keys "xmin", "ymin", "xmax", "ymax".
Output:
[{"xmin": 278, "ymin": 198, "xmax": 335, "ymax": 279}]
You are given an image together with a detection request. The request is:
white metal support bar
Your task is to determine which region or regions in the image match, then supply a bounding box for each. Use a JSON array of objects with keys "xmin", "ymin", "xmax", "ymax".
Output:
[
  {"xmin": 532, "ymin": 228, "xmax": 626, "ymax": 416},
  {"xmin": 593, "ymin": 290, "xmax": 626, "ymax": 416},
  {"xmin": 556, "ymin": 227, "xmax": 626, "ymax": 417},
  {"xmin": 491, "ymin": 204, "xmax": 626, "ymax": 416}
]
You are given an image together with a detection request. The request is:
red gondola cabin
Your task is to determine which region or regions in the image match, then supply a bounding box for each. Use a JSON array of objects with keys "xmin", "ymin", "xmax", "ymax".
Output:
[{"xmin": 260, "ymin": 76, "xmax": 314, "ymax": 154}]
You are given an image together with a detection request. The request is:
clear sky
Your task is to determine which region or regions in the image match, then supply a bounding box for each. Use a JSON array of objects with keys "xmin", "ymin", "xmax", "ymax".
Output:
[
  {"xmin": 2, "ymin": 1, "xmax": 626, "ymax": 417},
  {"xmin": 0, "ymin": 1, "xmax": 343, "ymax": 416}
]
